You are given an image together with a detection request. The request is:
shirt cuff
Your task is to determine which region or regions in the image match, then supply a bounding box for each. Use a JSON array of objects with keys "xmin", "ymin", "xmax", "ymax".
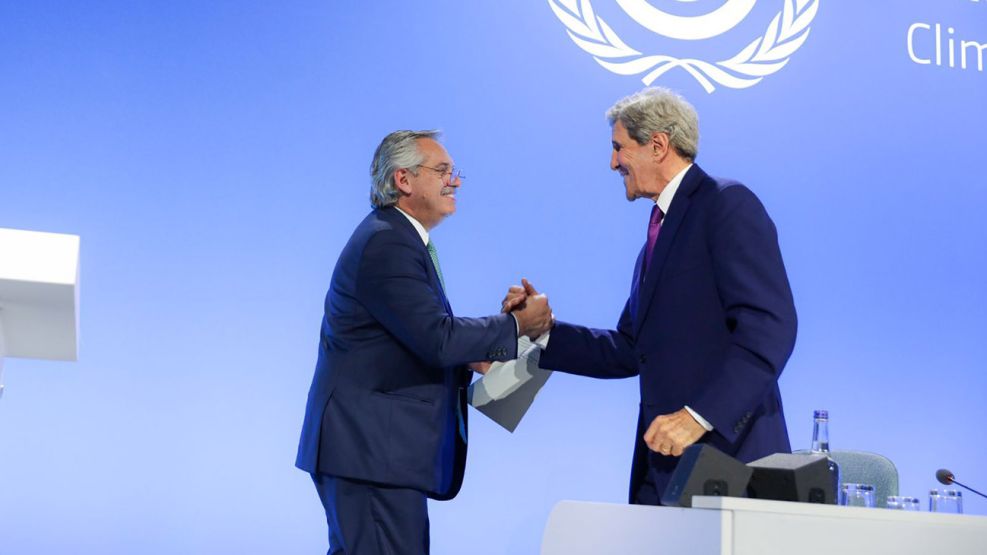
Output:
[
  {"xmin": 533, "ymin": 330, "xmax": 550, "ymax": 350},
  {"xmin": 515, "ymin": 331, "xmax": 548, "ymax": 360},
  {"xmin": 684, "ymin": 405, "xmax": 714, "ymax": 432},
  {"xmin": 511, "ymin": 315, "xmax": 550, "ymax": 350}
]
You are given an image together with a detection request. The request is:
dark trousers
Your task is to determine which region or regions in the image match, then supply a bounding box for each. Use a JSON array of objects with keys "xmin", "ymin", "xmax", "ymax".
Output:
[
  {"xmin": 633, "ymin": 468, "xmax": 662, "ymax": 505},
  {"xmin": 311, "ymin": 473, "xmax": 430, "ymax": 555}
]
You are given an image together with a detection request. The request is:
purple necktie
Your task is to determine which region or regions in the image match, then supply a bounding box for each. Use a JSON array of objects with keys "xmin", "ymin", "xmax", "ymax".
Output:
[{"xmin": 644, "ymin": 204, "xmax": 663, "ymax": 273}]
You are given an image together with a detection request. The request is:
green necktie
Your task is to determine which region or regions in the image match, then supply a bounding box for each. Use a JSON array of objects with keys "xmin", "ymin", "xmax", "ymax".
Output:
[
  {"xmin": 426, "ymin": 241, "xmax": 446, "ymax": 292},
  {"xmin": 428, "ymin": 240, "xmax": 466, "ymax": 441}
]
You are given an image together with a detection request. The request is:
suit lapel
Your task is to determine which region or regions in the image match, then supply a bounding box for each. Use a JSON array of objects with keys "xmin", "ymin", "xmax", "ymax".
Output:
[
  {"xmin": 633, "ymin": 165, "xmax": 704, "ymax": 333},
  {"xmin": 379, "ymin": 207, "xmax": 453, "ymax": 314},
  {"xmin": 427, "ymin": 246, "xmax": 453, "ymax": 315},
  {"xmin": 629, "ymin": 243, "xmax": 646, "ymax": 324}
]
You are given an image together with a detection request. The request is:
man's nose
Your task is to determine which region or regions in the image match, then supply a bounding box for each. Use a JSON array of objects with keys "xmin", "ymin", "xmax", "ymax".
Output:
[{"xmin": 610, "ymin": 151, "xmax": 620, "ymax": 171}]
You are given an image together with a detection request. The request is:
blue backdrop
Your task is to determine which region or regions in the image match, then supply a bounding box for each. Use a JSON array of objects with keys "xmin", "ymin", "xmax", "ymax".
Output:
[{"xmin": 1, "ymin": 1, "xmax": 985, "ymax": 553}]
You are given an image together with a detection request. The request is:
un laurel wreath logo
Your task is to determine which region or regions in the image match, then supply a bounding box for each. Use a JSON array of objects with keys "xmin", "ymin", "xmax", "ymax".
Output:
[{"xmin": 548, "ymin": 0, "xmax": 820, "ymax": 92}]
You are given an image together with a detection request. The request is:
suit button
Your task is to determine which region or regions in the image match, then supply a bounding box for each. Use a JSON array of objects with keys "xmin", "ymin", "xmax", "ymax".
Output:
[{"xmin": 639, "ymin": 354, "xmax": 647, "ymax": 364}]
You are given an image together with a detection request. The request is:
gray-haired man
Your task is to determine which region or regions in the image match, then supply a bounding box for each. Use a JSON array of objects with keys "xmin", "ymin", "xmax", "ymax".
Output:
[
  {"xmin": 296, "ymin": 130, "xmax": 553, "ymax": 553},
  {"xmin": 505, "ymin": 87, "xmax": 797, "ymax": 505}
]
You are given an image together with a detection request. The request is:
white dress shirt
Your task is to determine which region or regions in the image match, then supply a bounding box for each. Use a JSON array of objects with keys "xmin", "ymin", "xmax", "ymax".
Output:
[{"xmin": 394, "ymin": 206, "xmax": 429, "ymax": 246}]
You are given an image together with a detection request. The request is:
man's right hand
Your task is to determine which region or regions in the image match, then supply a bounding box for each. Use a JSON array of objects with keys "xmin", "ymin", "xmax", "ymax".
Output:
[{"xmin": 510, "ymin": 279, "xmax": 554, "ymax": 339}]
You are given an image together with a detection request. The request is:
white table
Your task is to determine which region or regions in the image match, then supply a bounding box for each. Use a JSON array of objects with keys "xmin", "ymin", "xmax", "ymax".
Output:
[
  {"xmin": 541, "ymin": 496, "xmax": 987, "ymax": 554},
  {"xmin": 0, "ymin": 227, "xmax": 81, "ymax": 397}
]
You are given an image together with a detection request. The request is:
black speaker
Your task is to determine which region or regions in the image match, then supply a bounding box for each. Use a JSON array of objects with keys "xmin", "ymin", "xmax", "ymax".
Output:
[
  {"xmin": 746, "ymin": 453, "xmax": 835, "ymax": 504},
  {"xmin": 660, "ymin": 444, "xmax": 753, "ymax": 507}
]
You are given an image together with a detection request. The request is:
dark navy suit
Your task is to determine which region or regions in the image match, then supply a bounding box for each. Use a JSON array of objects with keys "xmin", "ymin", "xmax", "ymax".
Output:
[
  {"xmin": 539, "ymin": 165, "xmax": 797, "ymax": 504},
  {"xmin": 296, "ymin": 206, "xmax": 517, "ymax": 552}
]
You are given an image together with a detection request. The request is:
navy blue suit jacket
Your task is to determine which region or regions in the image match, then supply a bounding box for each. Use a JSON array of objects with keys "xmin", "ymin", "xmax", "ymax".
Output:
[
  {"xmin": 539, "ymin": 165, "xmax": 797, "ymax": 503},
  {"xmin": 296, "ymin": 207, "xmax": 517, "ymax": 500}
]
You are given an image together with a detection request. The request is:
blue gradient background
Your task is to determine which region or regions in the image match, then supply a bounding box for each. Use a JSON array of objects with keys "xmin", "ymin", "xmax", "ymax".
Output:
[{"xmin": 1, "ymin": 1, "xmax": 985, "ymax": 553}]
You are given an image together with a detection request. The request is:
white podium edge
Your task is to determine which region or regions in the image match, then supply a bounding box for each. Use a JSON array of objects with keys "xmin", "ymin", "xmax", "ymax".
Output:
[
  {"xmin": 0, "ymin": 228, "xmax": 81, "ymax": 397},
  {"xmin": 0, "ymin": 316, "xmax": 6, "ymax": 398}
]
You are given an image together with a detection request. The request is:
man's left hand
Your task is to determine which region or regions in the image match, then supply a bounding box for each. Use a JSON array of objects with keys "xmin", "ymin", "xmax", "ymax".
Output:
[
  {"xmin": 501, "ymin": 285, "xmax": 527, "ymax": 313},
  {"xmin": 470, "ymin": 361, "xmax": 493, "ymax": 375},
  {"xmin": 643, "ymin": 408, "xmax": 707, "ymax": 456}
]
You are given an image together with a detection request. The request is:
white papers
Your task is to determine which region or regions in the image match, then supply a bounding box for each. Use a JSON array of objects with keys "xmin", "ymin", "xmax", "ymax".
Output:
[{"xmin": 468, "ymin": 334, "xmax": 552, "ymax": 432}]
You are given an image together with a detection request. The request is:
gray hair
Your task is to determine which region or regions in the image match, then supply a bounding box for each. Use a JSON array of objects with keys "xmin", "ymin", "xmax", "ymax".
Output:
[
  {"xmin": 369, "ymin": 130, "xmax": 441, "ymax": 208},
  {"xmin": 606, "ymin": 87, "xmax": 699, "ymax": 161}
]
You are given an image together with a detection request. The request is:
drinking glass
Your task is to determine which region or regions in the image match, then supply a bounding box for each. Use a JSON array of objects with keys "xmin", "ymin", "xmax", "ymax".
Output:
[
  {"xmin": 929, "ymin": 489, "xmax": 963, "ymax": 514},
  {"xmin": 840, "ymin": 483, "xmax": 876, "ymax": 507},
  {"xmin": 886, "ymin": 496, "xmax": 921, "ymax": 511}
]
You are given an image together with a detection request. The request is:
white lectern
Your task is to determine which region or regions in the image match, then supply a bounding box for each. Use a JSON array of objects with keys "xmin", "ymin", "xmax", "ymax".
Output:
[
  {"xmin": 0, "ymin": 227, "xmax": 80, "ymax": 397},
  {"xmin": 541, "ymin": 497, "xmax": 987, "ymax": 555}
]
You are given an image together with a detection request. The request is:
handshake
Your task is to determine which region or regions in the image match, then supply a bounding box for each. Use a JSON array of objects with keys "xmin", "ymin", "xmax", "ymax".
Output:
[{"xmin": 502, "ymin": 278, "xmax": 554, "ymax": 340}]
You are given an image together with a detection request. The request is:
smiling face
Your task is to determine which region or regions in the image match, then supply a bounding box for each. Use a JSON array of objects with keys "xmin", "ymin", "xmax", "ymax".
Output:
[
  {"xmin": 610, "ymin": 120, "xmax": 665, "ymax": 202},
  {"xmin": 394, "ymin": 138, "xmax": 461, "ymax": 230}
]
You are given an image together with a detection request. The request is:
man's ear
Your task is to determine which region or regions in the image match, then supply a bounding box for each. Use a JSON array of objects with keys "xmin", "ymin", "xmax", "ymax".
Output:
[
  {"xmin": 651, "ymin": 132, "xmax": 670, "ymax": 160},
  {"xmin": 394, "ymin": 168, "xmax": 413, "ymax": 195}
]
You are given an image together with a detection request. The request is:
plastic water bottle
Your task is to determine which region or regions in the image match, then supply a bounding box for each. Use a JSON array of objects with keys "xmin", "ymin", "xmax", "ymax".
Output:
[{"xmin": 809, "ymin": 409, "xmax": 841, "ymax": 503}]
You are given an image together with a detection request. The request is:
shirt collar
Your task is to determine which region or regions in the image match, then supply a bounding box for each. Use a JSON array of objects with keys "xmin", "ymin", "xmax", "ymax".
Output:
[
  {"xmin": 394, "ymin": 206, "xmax": 430, "ymax": 245},
  {"xmin": 655, "ymin": 163, "xmax": 693, "ymax": 217}
]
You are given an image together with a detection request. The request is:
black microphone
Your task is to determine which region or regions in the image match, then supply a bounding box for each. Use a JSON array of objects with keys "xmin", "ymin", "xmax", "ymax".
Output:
[{"xmin": 936, "ymin": 468, "xmax": 987, "ymax": 500}]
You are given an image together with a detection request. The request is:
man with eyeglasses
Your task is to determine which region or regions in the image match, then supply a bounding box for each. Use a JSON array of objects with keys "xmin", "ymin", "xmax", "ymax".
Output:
[{"xmin": 296, "ymin": 130, "xmax": 554, "ymax": 554}]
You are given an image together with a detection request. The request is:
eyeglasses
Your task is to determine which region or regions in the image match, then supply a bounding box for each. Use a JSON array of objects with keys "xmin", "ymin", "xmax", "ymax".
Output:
[{"xmin": 416, "ymin": 164, "xmax": 465, "ymax": 183}]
